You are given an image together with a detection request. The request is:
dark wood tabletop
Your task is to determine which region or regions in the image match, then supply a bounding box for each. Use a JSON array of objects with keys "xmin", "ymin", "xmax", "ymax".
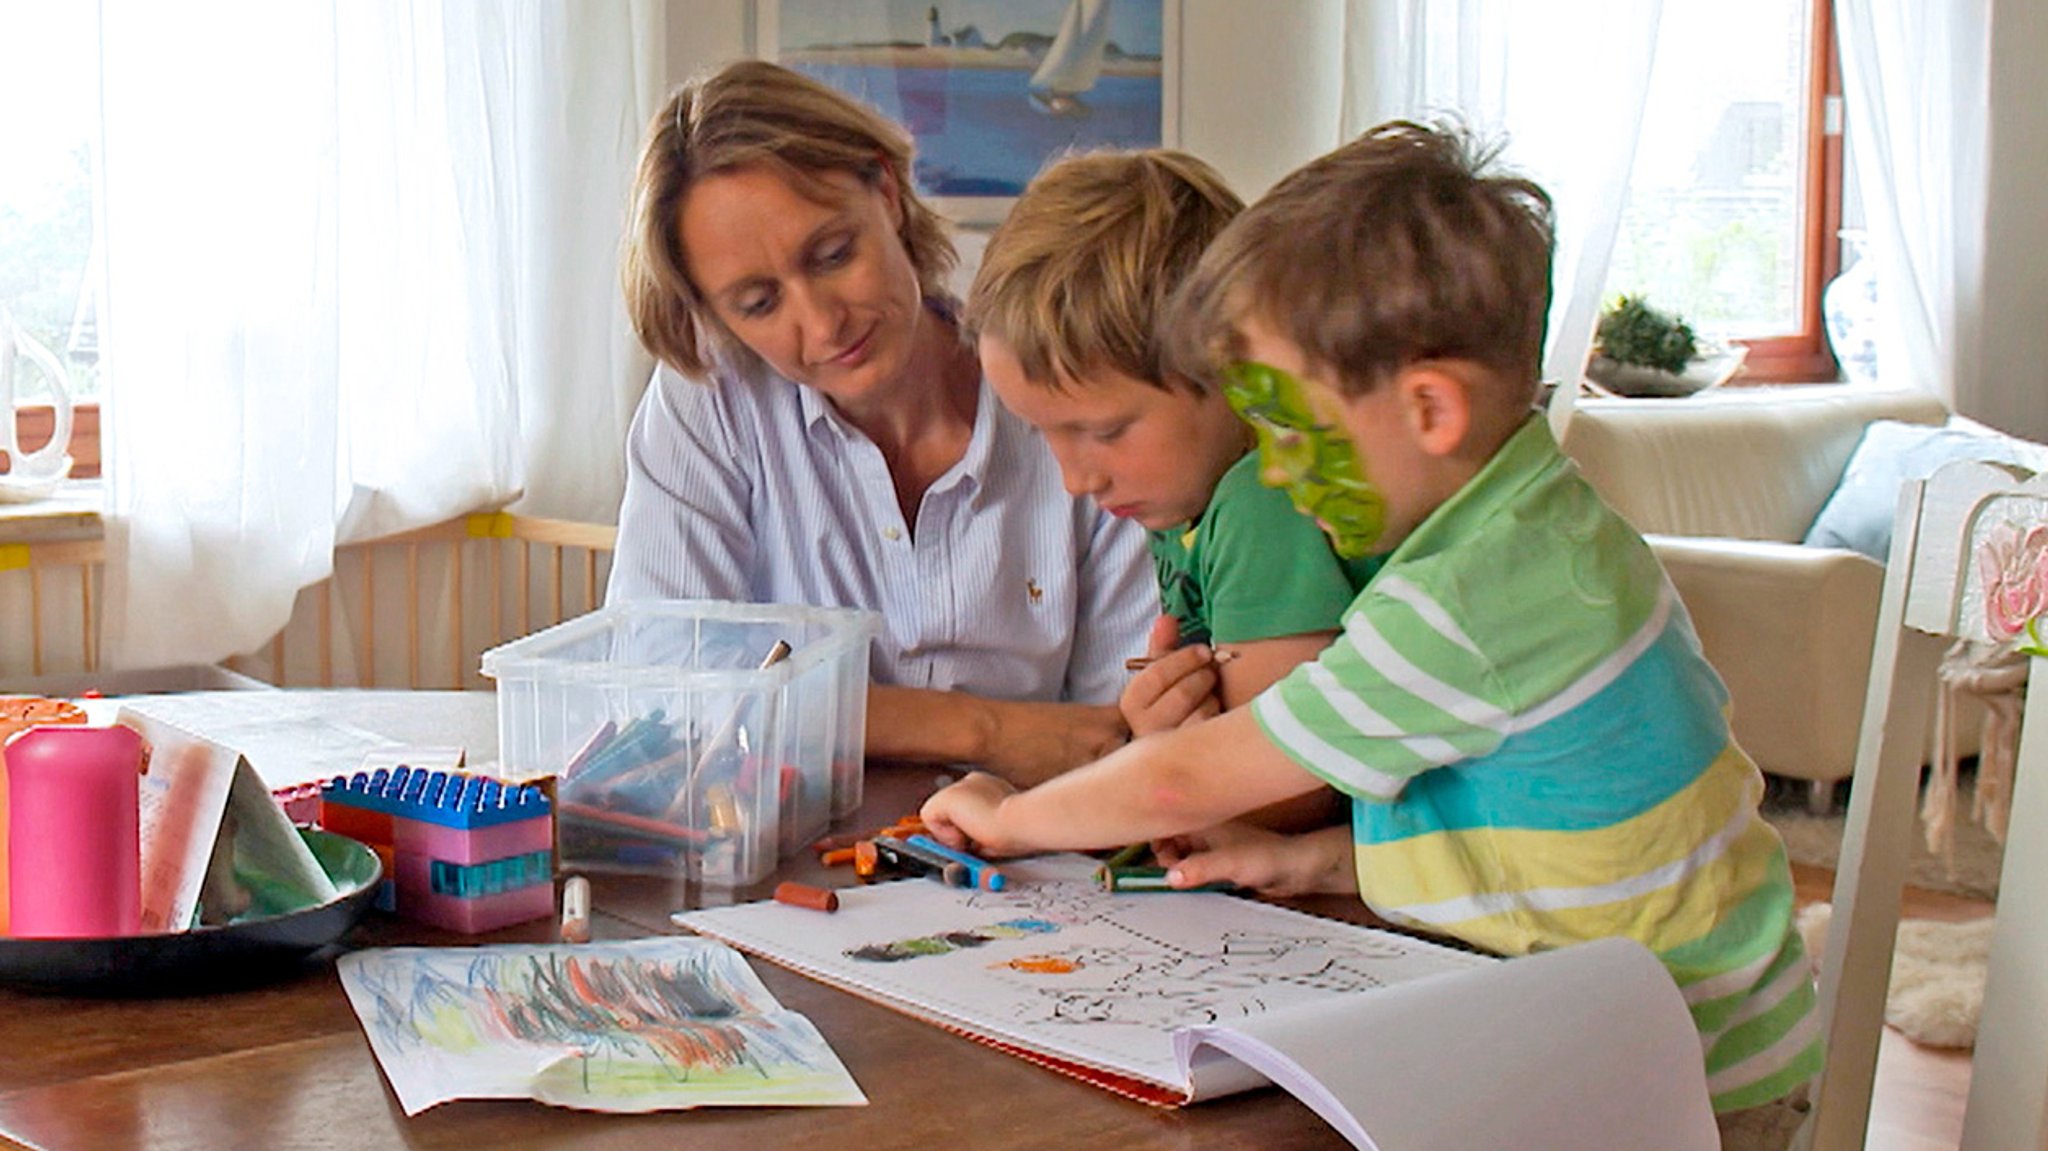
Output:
[{"xmin": 0, "ymin": 763, "xmax": 1372, "ymax": 1151}]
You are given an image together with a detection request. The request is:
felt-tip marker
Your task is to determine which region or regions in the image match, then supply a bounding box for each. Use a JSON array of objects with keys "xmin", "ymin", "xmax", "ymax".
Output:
[
  {"xmin": 1096, "ymin": 865, "xmax": 1236, "ymax": 893},
  {"xmin": 905, "ymin": 833, "xmax": 1008, "ymax": 891},
  {"xmin": 872, "ymin": 835, "xmax": 968, "ymax": 887}
]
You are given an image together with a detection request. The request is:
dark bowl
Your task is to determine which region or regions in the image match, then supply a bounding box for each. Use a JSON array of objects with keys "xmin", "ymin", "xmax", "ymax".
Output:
[{"xmin": 0, "ymin": 827, "xmax": 382, "ymax": 996}]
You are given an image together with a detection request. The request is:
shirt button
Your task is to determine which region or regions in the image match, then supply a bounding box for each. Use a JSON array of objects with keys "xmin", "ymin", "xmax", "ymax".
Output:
[{"xmin": 883, "ymin": 526, "xmax": 902, "ymax": 541}]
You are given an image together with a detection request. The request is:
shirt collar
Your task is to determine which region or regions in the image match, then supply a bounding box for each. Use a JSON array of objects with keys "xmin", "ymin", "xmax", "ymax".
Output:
[{"xmin": 1391, "ymin": 411, "xmax": 1560, "ymax": 560}]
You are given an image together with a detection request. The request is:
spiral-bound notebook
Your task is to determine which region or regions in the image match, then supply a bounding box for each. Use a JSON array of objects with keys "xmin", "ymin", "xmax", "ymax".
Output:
[{"xmin": 675, "ymin": 854, "xmax": 1717, "ymax": 1150}]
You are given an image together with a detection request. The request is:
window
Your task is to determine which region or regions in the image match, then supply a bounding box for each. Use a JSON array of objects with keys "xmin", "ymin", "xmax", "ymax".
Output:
[
  {"xmin": 1601, "ymin": 0, "xmax": 1842, "ymax": 382},
  {"xmin": 0, "ymin": 6, "xmax": 101, "ymax": 475}
]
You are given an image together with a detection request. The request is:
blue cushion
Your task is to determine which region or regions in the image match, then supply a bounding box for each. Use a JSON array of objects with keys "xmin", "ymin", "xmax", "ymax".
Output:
[{"xmin": 1804, "ymin": 420, "xmax": 2045, "ymax": 560}]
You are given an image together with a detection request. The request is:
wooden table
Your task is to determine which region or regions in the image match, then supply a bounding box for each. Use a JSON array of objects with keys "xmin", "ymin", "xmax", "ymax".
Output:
[{"xmin": 0, "ymin": 763, "xmax": 1367, "ymax": 1151}]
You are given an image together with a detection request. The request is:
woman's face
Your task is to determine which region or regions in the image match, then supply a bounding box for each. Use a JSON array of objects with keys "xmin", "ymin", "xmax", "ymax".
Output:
[{"xmin": 678, "ymin": 163, "xmax": 926, "ymax": 407}]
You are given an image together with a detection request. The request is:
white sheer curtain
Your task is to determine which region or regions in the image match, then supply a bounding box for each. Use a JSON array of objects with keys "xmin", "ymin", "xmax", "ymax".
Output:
[
  {"xmin": 1833, "ymin": 1, "xmax": 1990, "ymax": 410},
  {"xmin": 1336, "ymin": 0, "xmax": 1663, "ymax": 429},
  {"xmin": 96, "ymin": 1, "xmax": 659, "ymax": 671}
]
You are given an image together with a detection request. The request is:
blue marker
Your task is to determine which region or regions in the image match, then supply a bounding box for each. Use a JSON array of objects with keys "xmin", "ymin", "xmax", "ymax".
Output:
[{"xmin": 905, "ymin": 834, "xmax": 1008, "ymax": 891}]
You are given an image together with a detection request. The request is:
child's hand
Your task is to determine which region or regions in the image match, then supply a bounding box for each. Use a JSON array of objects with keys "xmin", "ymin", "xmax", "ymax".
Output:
[
  {"xmin": 1120, "ymin": 648, "xmax": 1222, "ymax": 736},
  {"xmin": 920, "ymin": 771, "xmax": 1030, "ymax": 856},
  {"xmin": 1152, "ymin": 822, "xmax": 1358, "ymax": 897},
  {"xmin": 1120, "ymin": 615, "xmax": 1220, "ymax": 737}
]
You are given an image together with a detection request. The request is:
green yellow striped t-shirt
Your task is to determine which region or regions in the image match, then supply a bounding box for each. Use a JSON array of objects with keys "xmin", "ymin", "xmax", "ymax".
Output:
[{"xmin": 1253, "ymin": 416, "xmax": 1822, "ymax": 1112}]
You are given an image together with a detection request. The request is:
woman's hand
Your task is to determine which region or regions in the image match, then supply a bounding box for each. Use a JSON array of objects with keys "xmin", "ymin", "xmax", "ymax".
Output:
[
  {"xmin": 980, "ymin": 700, "xmax": 1128, "ymax": 786},
  {"xmin": 1152, "ymin": 822, "xmax": 1358, "ymax": 898},
  {"xmin": 920, "ymin": 771, "xmax": 1030, "ymax": 856}
]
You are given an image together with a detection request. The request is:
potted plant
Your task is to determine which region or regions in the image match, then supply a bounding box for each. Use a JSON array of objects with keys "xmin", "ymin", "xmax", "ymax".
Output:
[{"xmin": 1585, "ymin": 295, "xmax": 1747, "ymax": 397}]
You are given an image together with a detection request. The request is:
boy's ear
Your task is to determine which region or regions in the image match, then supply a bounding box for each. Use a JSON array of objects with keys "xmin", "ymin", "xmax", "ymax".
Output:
[{"xmin": 1393, "ymin": 363, "xmax": 1473, "ymax": 457}]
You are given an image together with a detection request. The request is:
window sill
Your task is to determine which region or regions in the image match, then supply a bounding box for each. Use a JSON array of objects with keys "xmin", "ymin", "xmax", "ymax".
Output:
[{"xmin": 0, "ymin": 478, "xmax": 104, "ymax": 547}]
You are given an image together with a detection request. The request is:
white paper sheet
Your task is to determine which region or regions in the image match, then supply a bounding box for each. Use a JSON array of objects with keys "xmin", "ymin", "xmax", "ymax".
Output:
[
  {"xmin": 675, "ymin": 854, "xmax": 1489, "ymax": 1102},
  {"xmin": 122, "ymin": 708, "xmax": 338, "ymax": 931},
  {"xmin": 120, "ymin": 690, "xmax": 503, "ymax": 789},
  {"xmin": 1174, "ymin": 936, "xmax": 1720, "ymax": 1150}
]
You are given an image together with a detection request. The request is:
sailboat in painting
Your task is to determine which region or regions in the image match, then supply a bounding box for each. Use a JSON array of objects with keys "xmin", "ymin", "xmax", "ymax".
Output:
[{"xmin": 1028, "ymin": 0, "xmax": 1113, "ymax": 116}]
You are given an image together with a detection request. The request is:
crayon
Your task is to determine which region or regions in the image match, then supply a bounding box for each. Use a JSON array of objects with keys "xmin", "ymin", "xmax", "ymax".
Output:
[
  {"xmin": 773, "ymin": 881, "xmax": 839, "ymax": 913},
  {"xmin": 819, "ymin": 846, "xmax": 857, "ymax": 867},
  {"xmin": 852, "ymin": 838, "xmax": 880, "ymax": 880},
  {"xmin": 1096, "ymin": 865, "xmax": 1236, "ymax": 893},
  {"xmin": 704, "ymin": 783, "xmax": 741, "ymax": 835},
  {"xmin": 905, "ymin": 834, "xmax": 1008, "ymax": 892},
  {"xmin": 1123, "ymin": 649, "xmax": 1240, "ymax": 672},
  {"xmin": 872, "ymin": 835, "xmax": 968, "ymax": 887},
  {"xmin": 557, "ymin": 801, "xmax": 704, "ymax": 846},
  {"xmin": 562, "ymin": 720, "xmax": 618, "ymax": 778},
  {"xmin": 1102, "ymin": 842, "xmax": 1150, "ymax": 870},
  {"xmin": 812, "ymin": 814, "xmax": 926, "ymax": 854},
  {"xmin": 558, "ymin": 875, "xmax": 592, "ymax": 943}
]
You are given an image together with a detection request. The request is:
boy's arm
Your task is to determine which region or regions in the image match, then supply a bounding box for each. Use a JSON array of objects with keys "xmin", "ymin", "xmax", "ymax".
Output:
[
  {"xmin": 920, "ymin": 705, "xmax": 1324, "ymax": 856},
  {"xmin": 1217, "ymin": 631, "xmax": 1336, "ymax": 709}
]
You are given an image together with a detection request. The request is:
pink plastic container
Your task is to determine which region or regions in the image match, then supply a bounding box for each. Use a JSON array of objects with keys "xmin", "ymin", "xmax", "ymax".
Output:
[{"xmin": 4, "ymin": 725, "xmax": 146, "ymax": 938}]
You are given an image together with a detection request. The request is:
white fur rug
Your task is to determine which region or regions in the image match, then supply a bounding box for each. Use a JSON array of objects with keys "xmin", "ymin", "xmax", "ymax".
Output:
[{"xmin": 1797, "ymin": 903, "xmax": 1995, "ymax": 1049}]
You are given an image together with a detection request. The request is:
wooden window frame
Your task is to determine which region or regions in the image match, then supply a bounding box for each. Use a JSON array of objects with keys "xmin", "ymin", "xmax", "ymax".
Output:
[
  {"xmin": 1733, "ymin": 0, "xmax": 1844, "ymax": 383},
  {"xmin": 8, "ymin": 402, "xmax": 99, "ymax": 479}
]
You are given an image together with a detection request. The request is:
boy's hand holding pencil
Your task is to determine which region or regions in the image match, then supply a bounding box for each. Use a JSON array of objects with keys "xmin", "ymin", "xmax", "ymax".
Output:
[{"xmin": 1119, "ymin": 615, "xmax": 1230, "ymax": 738}]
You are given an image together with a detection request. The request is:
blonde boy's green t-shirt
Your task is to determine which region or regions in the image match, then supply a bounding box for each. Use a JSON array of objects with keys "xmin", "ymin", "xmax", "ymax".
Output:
[{"xmin": 1148, "ymin": 453, "xmax": 1381, "ymax": 646}]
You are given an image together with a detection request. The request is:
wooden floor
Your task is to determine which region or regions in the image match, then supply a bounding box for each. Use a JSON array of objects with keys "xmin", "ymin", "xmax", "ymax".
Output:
[{"xmin": 1791, "ymin": 862, "xmax": 1991, "ymax": 1151}]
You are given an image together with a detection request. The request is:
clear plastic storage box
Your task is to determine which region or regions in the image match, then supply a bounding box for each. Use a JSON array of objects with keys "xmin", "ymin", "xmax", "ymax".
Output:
[{"xmin": 480, "ymin": 601, "xmax": 879, "ymax": 887}]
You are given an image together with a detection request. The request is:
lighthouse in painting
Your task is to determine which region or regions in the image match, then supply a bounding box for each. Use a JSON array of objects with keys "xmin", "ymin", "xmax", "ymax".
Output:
[{"xmin": 1029, "ymin": 0, "xmax": 1113, "ymax": 116}]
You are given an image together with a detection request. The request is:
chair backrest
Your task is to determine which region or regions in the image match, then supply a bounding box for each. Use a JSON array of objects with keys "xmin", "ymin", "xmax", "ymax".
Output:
[{"xmin": 1808, "ymin": 459, "xmax": 2048, "ymax": 1151}]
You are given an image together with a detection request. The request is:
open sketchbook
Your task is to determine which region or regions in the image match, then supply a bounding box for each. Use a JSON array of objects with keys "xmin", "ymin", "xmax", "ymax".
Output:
[{"xmin": 677, "ymin": 854, "xmax": 1718, "ymax": 1151}]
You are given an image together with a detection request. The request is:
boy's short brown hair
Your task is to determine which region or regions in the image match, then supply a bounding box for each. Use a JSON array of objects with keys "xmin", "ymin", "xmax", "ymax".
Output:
[
  {"xmin": 1168, "ymin": 120, "xmax": 1554, "ymax": 404},
  {"xmin": 621, "ymin": 60, "xmax": 958, "ymax": 381},
  {"xmin": 967, "ymin": 149, "xmax": 1242, "ymax": 393}
]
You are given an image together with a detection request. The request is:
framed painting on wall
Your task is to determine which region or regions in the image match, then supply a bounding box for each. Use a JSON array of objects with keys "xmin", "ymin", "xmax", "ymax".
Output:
[{"xmin": 755, "ymin": 0, "xmax": 1181, "ymax": 226}]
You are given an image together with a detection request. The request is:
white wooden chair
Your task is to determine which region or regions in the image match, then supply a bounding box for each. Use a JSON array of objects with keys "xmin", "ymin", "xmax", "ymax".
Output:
[{"xmin": 1809, "ymin": 459, "xmax": 2048, "ymax": 1151}]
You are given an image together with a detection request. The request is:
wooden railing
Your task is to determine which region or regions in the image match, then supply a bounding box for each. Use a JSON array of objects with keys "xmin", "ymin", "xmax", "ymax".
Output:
[
  {"xmin": 4, "ymin": 511, "xmax": 616, "ymax": 688},
  {"xmin": 226, "ymin": 512, "xmax": 617, "ymax": 689},
  {"xmin": 0, "ymin": 535, "xmax": 106, "ymax": 679}
]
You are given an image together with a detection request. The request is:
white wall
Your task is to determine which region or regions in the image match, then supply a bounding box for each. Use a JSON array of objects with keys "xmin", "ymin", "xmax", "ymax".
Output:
[
  {"xmin": 659, "ymin": 2, "xmax": 2048, "ymax": 441},
  {"xmin": 1972, "ymin": 0, "xmax": 2048, "ymax": 441}
]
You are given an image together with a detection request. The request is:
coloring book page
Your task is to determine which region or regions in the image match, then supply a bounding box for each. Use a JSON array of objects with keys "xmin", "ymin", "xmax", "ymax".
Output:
[
  {"xmin": 338, "ymin": 937, "xmax": 866, "ymax": 1115},
  {"xmin": 675, "ymin": 854, "xmax": 1490, "ymax": 1103}
]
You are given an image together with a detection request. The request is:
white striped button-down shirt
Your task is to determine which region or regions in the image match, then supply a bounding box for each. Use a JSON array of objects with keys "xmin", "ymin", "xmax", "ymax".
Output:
[{"xmin": 607, "ymin": 364, "xmax": 1157, "ymax": 705}]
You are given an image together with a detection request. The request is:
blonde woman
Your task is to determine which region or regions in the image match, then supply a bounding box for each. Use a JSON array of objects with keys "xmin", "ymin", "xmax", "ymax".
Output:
[{"xmin": 610, "ymin": 61, "xmax": 1155, "ymax": 783}]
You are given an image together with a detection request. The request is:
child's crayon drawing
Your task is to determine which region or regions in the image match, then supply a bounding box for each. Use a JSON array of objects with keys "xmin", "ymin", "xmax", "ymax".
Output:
[
  {"xmin": 678, "ymin": 855, "xmax": 1489, "ymax": 1094},
  {"xmin": 337, "ymin": 937, "xmax": 865, "ymax": 1115}
]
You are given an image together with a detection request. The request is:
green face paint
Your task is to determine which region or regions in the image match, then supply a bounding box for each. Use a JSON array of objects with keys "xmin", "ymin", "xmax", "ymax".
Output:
[{"xmin": 1221, "ymin": 360, "xmax": 1387, "ymax": 558}]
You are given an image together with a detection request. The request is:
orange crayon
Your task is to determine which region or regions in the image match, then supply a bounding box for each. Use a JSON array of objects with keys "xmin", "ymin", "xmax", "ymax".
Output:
[{"xmin": 773, "ymin": 881, "xmax": 839, "ymax": 913}]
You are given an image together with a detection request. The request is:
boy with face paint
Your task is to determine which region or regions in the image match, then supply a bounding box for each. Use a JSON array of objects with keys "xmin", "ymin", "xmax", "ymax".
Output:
[
  {"xmin": 970, "ymin": 149, "xmax": 1383, "ymax": 760},
  {"xmin": 925, "ymin": 122, "xmax": 1821, "ymax": 1137}
]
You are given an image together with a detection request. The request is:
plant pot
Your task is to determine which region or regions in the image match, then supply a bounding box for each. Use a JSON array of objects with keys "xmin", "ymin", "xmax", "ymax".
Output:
[{"xmin": 1584, "ymin": 344, "xmax": 1748, "ymax": 398}]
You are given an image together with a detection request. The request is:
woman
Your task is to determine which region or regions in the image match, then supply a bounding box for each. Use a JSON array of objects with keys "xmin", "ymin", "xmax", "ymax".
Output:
[{"xmin": 610, "ymin": 60, "xmax": 1156, "ymax": 784}]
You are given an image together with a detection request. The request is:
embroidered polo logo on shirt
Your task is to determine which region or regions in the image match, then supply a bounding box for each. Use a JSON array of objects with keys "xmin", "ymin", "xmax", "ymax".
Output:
[{"xmin": 1026, "ymin": 578, "xmax": 1043, "ymax": 606}]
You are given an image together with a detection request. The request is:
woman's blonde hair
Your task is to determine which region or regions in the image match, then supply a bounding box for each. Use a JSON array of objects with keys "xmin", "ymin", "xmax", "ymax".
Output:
[
  {"xmin": 966, "ymin": 149, "xmax": 1240, "ymax": 393},
  {"xmin": 621, "ymin": 59, "xmax": 957, "ymax": 379}
]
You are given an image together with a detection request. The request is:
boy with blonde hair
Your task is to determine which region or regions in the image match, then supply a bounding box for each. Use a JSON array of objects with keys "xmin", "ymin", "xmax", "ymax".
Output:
[
  {"xmin": 927, "ymin": 122, "xmax": 1821, "ymax": 1143},
  {"xmin": 969, "ymin": 148, "xmax": 1381, "ymax": 740}
]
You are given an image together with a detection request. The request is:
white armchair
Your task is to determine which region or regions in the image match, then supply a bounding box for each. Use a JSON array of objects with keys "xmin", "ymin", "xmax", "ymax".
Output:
[{"xmin": 1558, "ymin": 384, "xmax": 1956, "ymax": 812}]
